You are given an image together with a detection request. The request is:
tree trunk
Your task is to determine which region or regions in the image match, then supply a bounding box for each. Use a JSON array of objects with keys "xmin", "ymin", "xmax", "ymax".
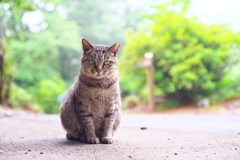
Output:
[
  {"xmin": 0, "ymin": 21, "xmax": 6, "ymax": 105},
  {"xmin": 4, "ymin": 74, "xmax": 13, "ymax": 105},
  {"xmin": 0, "ymin": 38, "xmax": 4, "ymax": 105}
]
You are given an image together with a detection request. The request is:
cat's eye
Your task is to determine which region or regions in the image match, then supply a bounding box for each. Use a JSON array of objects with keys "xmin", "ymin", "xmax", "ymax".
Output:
[
  {"xmin": 89, "ymin": 60, "xmax": 95, "ymax": 64},
  {"xmin": 104, "ymin": 61, "xmax": 111, "ymax": 65}
]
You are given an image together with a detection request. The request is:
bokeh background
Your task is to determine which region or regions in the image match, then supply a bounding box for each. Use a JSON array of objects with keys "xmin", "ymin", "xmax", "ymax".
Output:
[{"xmin": 0, "ymin": 0, "xmax": 240, "ymax": 114}]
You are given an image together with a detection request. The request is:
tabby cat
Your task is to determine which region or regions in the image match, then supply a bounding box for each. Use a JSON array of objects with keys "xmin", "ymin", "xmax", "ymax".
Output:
[{"xmin": 60, "ymin": 39, "xmax": 121, "ymax": 144}]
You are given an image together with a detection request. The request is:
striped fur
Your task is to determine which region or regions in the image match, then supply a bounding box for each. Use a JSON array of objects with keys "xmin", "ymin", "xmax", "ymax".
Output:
[{"xmin": 60, "ymin": 39, "xmax": 121, "ymax": 144}]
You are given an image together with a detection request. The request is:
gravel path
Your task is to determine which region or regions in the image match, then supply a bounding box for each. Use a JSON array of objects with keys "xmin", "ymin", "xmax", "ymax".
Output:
[{"xmin": 0, "ymin": 114, "xmax": 240, "ymax": 160}]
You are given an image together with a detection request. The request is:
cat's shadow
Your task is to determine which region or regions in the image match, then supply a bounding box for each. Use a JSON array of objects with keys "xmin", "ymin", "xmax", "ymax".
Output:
[{"xmin": 57, "ymin": 138, "xmax": 87, "ymax": 146}]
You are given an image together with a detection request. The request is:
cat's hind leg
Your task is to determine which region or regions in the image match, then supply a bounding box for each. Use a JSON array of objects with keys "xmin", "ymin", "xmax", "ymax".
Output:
[
  {"xmin": 66, "ymin": 133, "xmax": 79, "ymax": 141},
  {"xmin": 66, "ymin": 131, "xmax": 86, "ymax": 143}
]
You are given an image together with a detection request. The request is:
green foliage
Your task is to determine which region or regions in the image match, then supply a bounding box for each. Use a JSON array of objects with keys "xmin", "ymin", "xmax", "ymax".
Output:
[
  {"xmin": 119, "ymin": 4, "xmax": 240, "ymax": 104},
  {"xmin": 8, "ymin": 84, "xmax": 33, "ymax": 108},
  {"xmin": 0, "ymin": 0, "xmax": 35, "ymax": 11},
  {"xmin": 9, "ymin": 77, "xmax": 66, "ymax": 114},
  {"xmin": 215, "ymin": 65, "xmax": 240, "ymax": 101},
  {"xmin": 30, "ymin": 78, "xmax": 66, "ymax": 114},
  {"xmin": 9, "ymin": 12, "xmax": 81, "ymax": 86},
  {"xmin": 2, "ymin": 0, "xmax": 240, "ymax": 112},
  {"xmin": 1, "ymin": 0, "xmax": 81, "ymax": 112},
  {"xmin": 159, "ymin": 100, "xmax": 180, "ymax": 110}
]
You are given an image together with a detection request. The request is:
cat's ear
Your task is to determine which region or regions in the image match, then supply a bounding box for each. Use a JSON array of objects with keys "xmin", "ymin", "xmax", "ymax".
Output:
[
  {"xmin": 82, "ymin": 39, "xmax": 93, "ymax": 53},
  {"xmin": 108, "ymin": 43, "xmax": 120, "ymax": 56}
]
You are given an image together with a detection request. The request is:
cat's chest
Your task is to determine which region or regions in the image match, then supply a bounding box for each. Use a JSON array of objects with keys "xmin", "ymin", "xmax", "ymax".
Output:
[
  {"xmin": 91, "ymin": 88, "xmax": 119, "ymax": 108},
  {"xmin": 77, "ymin": 82, "xmax": 119, "ymax": 111},
  {"xmin": 91, "ymin": 89, "xmax": 111, "ymax": 103}
]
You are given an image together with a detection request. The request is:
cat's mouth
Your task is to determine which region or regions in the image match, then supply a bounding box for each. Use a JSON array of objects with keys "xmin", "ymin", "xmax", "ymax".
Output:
[
  {"xmin": 93, "ymin": 72, "xmax": 105, "ymax": 79},
  {"xmin": 88, "ymin": 69, "xmax": 107, "ymax": 79},
  {"xmin": 96, "ymin": 73, "xmax": 101, "ymax": 77}
]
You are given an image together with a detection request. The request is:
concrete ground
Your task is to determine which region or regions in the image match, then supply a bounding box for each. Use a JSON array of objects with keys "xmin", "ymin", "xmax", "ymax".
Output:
[{"xmin": 0, "ymin": 114, "xmax": 240, "ymax": 160}]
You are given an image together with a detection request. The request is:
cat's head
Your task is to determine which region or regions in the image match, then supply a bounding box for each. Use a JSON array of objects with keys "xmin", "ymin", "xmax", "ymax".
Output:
[{"xmin": 80, "ymin": 39, "xmax": 120, "ymax": 79}]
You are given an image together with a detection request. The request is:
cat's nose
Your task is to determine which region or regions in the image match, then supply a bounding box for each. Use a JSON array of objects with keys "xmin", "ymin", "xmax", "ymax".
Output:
[{"xmin": 95, "ymin": 67, "xmax": 102, "ymax": 73}]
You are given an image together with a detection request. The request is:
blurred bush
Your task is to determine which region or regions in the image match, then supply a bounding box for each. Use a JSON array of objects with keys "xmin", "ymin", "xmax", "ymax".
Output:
[
  {"xmin": 119, "ymin": 4, "xmax": 240, "ymax": 106},
  {"xmin": 122, "ymin": 95, "xmax": 141, "ymax": 109},
  {"xmin": 0, "ymin": 0, "xmax": 80, "ymax": 113},
  {"xmin": 9, "ymin": 84, "xmax": 33, "ymax": 108},
  {"xmin": 29, "ymin": 78, "xmax": 66, "ymax": 114},
  {"xmin": 9, "ymin": 84, "xmax": 42, "ymax": 112},
  {"xmin": 9, "ymin": 77, "xmax": 66, "ymax": 114}
]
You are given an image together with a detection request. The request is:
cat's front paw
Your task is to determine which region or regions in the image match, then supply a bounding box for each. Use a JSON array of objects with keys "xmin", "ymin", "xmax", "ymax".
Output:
[
  {"xmin": 86, "ymin": 137, "xmax": 100, "ymax": 144},
  {"xmin": 101, "ymin": 137, "xmax": 114, "ymax": 144}
]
